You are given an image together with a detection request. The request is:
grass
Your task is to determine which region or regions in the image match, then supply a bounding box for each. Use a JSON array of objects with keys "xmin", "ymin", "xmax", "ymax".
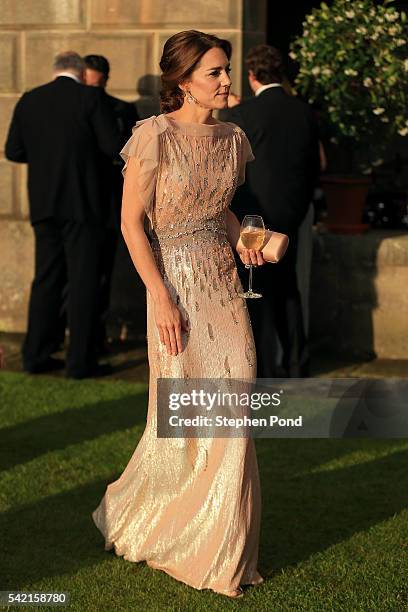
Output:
[{"xmin": 0, "ymin": 370, "xmax": 407, "ymax": 611}]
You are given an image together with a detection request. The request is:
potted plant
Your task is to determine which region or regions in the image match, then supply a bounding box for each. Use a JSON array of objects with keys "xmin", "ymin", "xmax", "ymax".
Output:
[{"xmin": 289, "ymin": 0, "xmax": 408, "ymax": 233}]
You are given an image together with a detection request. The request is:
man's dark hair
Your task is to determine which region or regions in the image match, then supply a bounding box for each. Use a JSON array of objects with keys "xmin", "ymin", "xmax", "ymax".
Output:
[
  {"xmin": 245, "ymin": 44, "xmax": 284, "ymax": 84},
  {"xmin": 83, "ymin": 54, "xmax": 110, "ymax": 78}
]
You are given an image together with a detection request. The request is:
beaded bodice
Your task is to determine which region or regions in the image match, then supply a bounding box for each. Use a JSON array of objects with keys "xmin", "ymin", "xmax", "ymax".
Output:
[
  {"xmin": 120, "ymin": 113, "xmax": 254, "ymax": 251},
  {"xmin": 152, "ymin": 115, "xmax": 240, "ymax": 244}
]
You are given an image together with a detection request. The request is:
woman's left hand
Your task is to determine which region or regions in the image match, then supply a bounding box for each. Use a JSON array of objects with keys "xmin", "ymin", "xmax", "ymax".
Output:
[{"xmin": 236, "ymin": 244, "xmax": 266, "ymax": 267}]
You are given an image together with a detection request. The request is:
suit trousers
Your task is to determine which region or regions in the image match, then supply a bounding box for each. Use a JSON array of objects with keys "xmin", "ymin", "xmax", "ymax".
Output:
[
  {"xmin": 296, "ymin": 203, "xmax": 314, "ymax": 338},
  {"xmin": 55, "ymin": 225, "xmax": 120, "ymax": 352},
  {"xmin": 97, "ymin": 226, "xmax": 120, "ymax": 346},
  {"xmin": 22, "ymin": 217, "xmax": 105, "ymax": 376},
  {"xmin": 236, "ymin": 240, "xmax": 309, "ymax": 378}
]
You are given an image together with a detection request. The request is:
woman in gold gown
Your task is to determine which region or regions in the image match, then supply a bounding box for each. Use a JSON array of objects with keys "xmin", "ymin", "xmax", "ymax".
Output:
[{"xmin": 92, "ymin": 30, "xmax": 266, "ymax": 599}]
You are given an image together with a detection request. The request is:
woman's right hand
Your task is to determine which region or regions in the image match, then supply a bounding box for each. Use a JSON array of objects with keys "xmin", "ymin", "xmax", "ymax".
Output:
[{"xmin": 153, "ymin": 293, "xmax": 189, "ymax": 356}]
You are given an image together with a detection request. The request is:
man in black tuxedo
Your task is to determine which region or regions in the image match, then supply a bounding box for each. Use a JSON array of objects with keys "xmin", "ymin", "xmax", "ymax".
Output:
[
  {"xmin": 5, "ymin": 51, "xmax": 120, "ymax": 378},
  {"xmin": 222, "ymin": 45, "xmax": 320, "ymax": 377}
]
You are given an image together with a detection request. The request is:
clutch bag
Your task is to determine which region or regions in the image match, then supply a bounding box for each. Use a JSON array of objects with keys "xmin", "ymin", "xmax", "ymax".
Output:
[
  {"xmin": 237, "ymin": 229, "xmax": 289, "ymax": 263},
  {"xmin": 260, "ymin": 229, "xmax": 289, "ymax": 263}
]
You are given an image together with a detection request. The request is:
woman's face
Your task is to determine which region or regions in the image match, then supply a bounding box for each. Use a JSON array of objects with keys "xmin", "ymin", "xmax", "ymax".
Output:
[{"xmin": 182, "ymin": 47, "xmax": 232, "ymax": 110}]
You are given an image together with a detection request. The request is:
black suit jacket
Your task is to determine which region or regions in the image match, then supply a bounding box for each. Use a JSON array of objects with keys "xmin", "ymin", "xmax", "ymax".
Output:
[
  {"xmin": 104, "ymin": 92, "xmax": 139, "ymax": 150},
  {"xmin": 102, "ymin": 92, "xmax": 139, "ymax": 229},
  {"xmin": 5, "ymin": 76, "xmax": 121, "ymax": 226},
  {"xmin": 223, "ymin": 86, "xmax": 320, "ymax": 237}
]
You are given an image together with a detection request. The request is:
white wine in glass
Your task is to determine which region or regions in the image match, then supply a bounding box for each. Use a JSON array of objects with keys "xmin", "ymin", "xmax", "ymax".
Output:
[{"xmin": 238, "ymin": 215, "xmax": 265, "ymax": 299}]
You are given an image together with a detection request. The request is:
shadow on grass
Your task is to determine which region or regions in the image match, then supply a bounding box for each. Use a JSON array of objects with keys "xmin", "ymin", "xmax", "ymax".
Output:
[
  {"xmin": 255, "ymin": 438, "xmax": 408, "ymax": 577},
  {"xmin": 109, "ymin": 358, "xmax": 148, "ymax": 374},
  {"xmin": 0, "ymin": 392, "xmax": 148, "ymax": 471},
  {"xmin": 1, "ymin": 439, "xmax": 407, "ymax": 589},
  {"xmin": 1, "ymin": 477, "xmax": 129, "ymax": 589}
]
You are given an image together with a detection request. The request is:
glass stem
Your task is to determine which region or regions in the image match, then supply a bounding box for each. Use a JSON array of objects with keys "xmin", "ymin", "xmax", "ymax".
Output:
[{"xmin": 248, "ymin": 265, "xmax": 253, "ymax": 293}]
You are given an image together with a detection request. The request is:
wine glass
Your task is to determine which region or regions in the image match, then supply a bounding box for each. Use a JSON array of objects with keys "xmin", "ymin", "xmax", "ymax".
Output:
[{"xmin": 238, "ymin": 215, "xmax": 265, "ymax": 299}]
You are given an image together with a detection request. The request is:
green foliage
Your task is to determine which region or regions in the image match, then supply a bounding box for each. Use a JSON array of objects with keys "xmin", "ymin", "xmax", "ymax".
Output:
[{"xmin": 290, "ymin": 0, "xmax": 408, "ymax": 172}]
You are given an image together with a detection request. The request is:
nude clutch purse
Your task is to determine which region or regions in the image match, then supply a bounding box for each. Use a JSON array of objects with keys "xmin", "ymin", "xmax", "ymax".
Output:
[{"xmin": 237, "ymin": 229, "xmax": 289, "ymax": 263}]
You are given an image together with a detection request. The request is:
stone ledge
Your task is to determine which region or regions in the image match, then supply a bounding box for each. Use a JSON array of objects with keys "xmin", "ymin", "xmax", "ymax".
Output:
[
  {"xmin": 311, "ymin": 229, "xmax": 408, "ymax": 359},
  {"xmin": 313, "ymin": 229, "xmax": 408, "ymax": 267}
]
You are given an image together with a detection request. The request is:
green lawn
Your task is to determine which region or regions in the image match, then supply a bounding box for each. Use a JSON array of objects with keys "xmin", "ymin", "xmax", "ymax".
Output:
[{"xmin": 0, "ymin": 371, "xmax": 407, "ymax": 611}]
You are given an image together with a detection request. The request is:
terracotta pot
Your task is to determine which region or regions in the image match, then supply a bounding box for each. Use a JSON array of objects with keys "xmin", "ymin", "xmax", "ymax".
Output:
[{"xmin": 321, "ymin": 174, "xmax": 371, "ymax": 234}]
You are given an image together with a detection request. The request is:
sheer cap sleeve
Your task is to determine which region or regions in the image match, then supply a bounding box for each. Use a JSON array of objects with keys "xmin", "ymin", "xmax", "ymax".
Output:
[
  {"xmin": 120, "ymin": 114, "xmax": 167, "ymax": 228},
  {"xmin": 236, "ymin": 127, "xmax": 255, "ymax": 187}
]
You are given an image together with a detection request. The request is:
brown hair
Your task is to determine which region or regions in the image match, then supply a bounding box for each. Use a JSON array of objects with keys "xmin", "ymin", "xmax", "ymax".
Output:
[
  {"xmin": 159, "ymin": 30, "xmax": 232, "ymax": 113},
  {"xmin": 245, "ymin": 44, "xmax": 284, "ymax": 84}
]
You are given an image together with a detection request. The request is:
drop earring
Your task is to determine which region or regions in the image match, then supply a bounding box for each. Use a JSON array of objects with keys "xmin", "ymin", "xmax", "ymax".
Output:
[{"xmin": 186, "ymin": 90, "xmax": 194, "ymax": 104}]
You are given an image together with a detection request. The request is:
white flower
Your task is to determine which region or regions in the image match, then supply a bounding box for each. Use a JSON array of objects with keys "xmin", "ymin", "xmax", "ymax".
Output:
[
  {"xmin": 373, "ymin": 107, "xmax": 385, "ymax": 115},
  {"xmin": 345, "ymin": 10, "xmax": 355, "ymax": 18},
  {"xmin": 389, "ymin": 26, "xmax": 398, "ymax": 35},
  {"xmin": 289, "ymin": 51, "xmax": 297, "ymax": 60},
  {"xmin": 398, "ymin": 127, "xmax": 408, "ymax": 136},
  {"xmin": 356, "ymin": 27, "xmax": 367, "ymax": 35},
  {"xmin": 395, "ymin": 39, "xmax": 406, "ymax": 46},
  {"xmin": 311, "ymin": 66, "xmax": 321, "ymax": 76},
  {"xmin": 328, "ymin": 106, "xmax": 336, "ymax": 113},
  {"xmin": 385, "ymin": 12, "xmax": 399, "ymax": 22},
  {"xmin": 334, "ymin": 15, "xmax": 344, "ymax": 23},
  {"xmin": 404, "ymin": 59, "xmax": 408, "ymax": 71},
  {"xmin": 380, "ymin": 116, "xmax": 390, "ymax": 123},
  {"xmin": 364, "ymin": 77, "xmax": 373, "ymax": 87},
  {"xmin": 322, "ymin": 68, "xmax": 332, "ymax": 77},
  {"xmin": 344, "ymin": 68, "xmax": 358, "ymax": 76},
  {"xmin": 371, "ymin": 33, "xmax": 379, "ymax": 40}
]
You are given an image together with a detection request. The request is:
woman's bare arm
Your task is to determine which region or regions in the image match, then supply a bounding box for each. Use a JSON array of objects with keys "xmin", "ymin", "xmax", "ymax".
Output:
[{"xmin": 121, "ymin": 157, "xmax": 188, "ymax": 356}]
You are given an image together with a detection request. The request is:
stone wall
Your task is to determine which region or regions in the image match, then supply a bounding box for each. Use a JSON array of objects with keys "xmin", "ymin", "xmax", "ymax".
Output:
[{"xmin": 0, "ymin": 0, "xmax": 266, "ymax": 332}]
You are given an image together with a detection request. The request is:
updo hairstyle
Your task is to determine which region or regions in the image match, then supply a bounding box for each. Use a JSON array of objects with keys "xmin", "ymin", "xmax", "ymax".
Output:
[{"xmin": 159, "ymin": 30, "xmax": 232, "ymax": 113}]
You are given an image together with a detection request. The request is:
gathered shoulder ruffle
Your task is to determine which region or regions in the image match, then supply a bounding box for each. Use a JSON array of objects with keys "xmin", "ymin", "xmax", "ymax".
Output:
[{"xmin": 120, "ymin": 115, "xmax": 168, "ymax": 226}]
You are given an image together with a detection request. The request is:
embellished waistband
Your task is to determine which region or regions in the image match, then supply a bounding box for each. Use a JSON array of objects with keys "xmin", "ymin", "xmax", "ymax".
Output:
[
  {"xmin": 150, "ymin": 224, "xmax": 227, "ymax": 243},
  {"xmin": 150, "ymin": 228, "xmax": 230, "ymax": 256}
]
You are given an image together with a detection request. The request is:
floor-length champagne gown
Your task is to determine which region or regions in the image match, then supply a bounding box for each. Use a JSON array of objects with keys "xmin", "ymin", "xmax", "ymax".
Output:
[{"xmin": 92, "ymin": 113, "xmax": 264, "ymax": 594}]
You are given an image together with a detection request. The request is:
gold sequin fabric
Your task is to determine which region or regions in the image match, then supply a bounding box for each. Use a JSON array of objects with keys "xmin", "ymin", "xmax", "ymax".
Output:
[{"xmin": 92, "ymin": 114, "xmax": 264, "ymax": 594}]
